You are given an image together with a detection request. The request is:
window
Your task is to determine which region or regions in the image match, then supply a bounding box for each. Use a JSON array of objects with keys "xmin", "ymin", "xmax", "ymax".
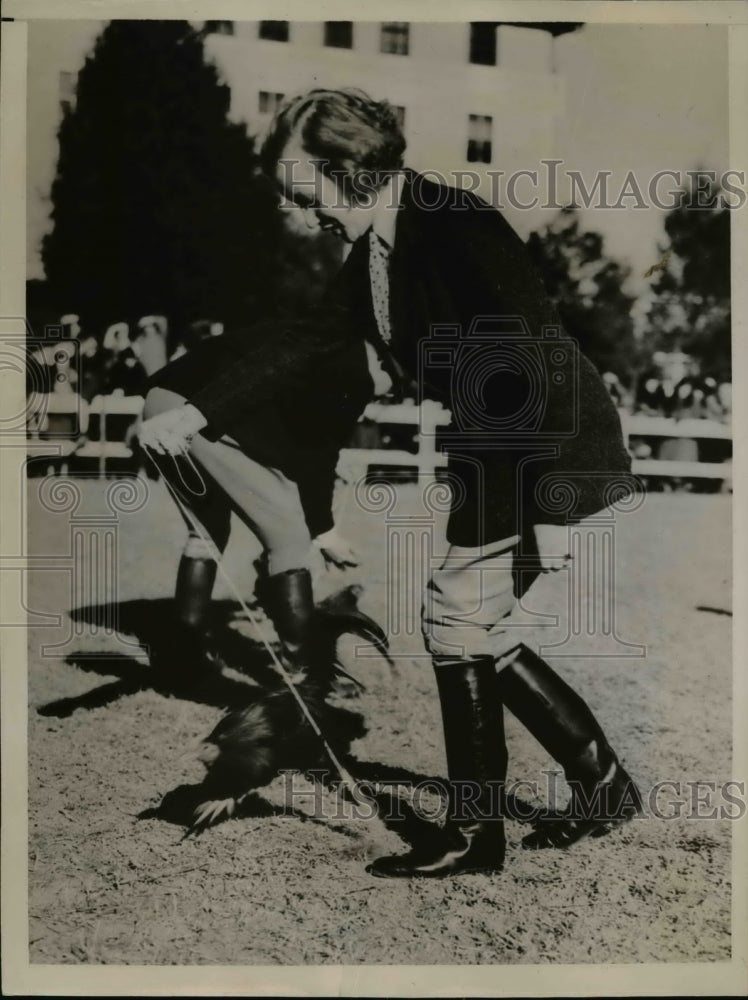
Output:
[
  {"xmin": 469, "ymin": 23, "xmax": 497, "ymax": 65},
  {"xmin": 380, "ymin": 22, "xmax": 409, "ymax": 55},
  {"xmin": 259, "ymin": 21, "xmax": 289, "ymax": 42},
  {"xmin": 259, "ymin": 92, "xmax": 285, "ymax": 116},
  {"xmin": 59, "ymin": 71, "xmax": 76, "ymax": 111},
  {"xmin": 467, "ymin": 114, "xmax": 493, "ymax": 163},
  {"xmin": 324, "ymin": 21, "xmax": 353, "ymax": 48},
  {"xmin": 205, "ymin": 21, "xmax": 234, "ymax": 36},
  {"xmin": 393, "ymin": 105, "xmax": 406, "ymax": 129}
]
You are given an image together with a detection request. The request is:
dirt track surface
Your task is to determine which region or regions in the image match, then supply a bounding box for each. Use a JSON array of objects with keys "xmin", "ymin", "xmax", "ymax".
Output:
[{"xmin": 27, "ymin": 476, "xmax": 733, "ymax": 965}]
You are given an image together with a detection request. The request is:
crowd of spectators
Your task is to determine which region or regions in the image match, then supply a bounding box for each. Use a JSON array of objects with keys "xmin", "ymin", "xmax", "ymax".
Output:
[
  {"xmin": 598, "ymin": 353, "xmax": 731, "ymax": 424},
  {"xmin": 27, "ymin": 313, "xmax": 225, "ymax": 402},
  {"xmin": 629, "ymin": 352, "xmax": 730, "ymax": 422}
]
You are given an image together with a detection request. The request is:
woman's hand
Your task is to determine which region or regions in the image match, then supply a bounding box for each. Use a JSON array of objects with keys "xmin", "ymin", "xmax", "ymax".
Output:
[
  {"xmin": 533, "ymin": 523, "xmax": 572, "ymax": 572},
  {"xmin": 313, "ymin": 527, "xmax": 360, "ymax": 569},
  {"xmin": 138, "ymin": 404, "xmax": 207, "ymax": 455}
]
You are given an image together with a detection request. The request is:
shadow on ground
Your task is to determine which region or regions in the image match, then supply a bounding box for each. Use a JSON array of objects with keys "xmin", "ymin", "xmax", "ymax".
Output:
[{"xmin": 38, "ymin": 597, "xmax": 286, "ymax": 718}]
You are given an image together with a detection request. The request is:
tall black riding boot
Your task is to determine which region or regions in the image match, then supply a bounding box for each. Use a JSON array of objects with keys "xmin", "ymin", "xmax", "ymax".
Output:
[
  {"xmin": 257, "ymin": 568, "xmax": 390, "ymax": 691},
  {"xmin": 175, "ymin": 554, "xmax": 218, "ymax": 631},
  {"xmin": 497, "ymin": 645, "xmax": 643, "ymax": 849},
  {"xmin": 258, "ymin": 567, "xmax": 353, "ymax": 694},
  {"xmin": 257, "ymin": 567, "xmax": 330, "ymax": 683},
  {"xmin": 367, "ymin": 656, "xmax": 507, "ymax": 879},
  {"xmin": 150, "ymin": 554, "xmax": 220, "ymax": 689}
]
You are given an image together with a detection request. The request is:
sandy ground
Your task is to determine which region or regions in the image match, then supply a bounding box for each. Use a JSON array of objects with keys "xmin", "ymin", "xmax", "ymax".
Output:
[{"xmin": 25, "ymin": 472, "xmax": 733, "ymax": 965}]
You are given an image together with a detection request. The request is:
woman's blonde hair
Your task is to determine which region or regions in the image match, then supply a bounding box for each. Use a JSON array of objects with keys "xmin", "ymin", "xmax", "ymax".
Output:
[{"xmin": 260, "ymin": 88, "xmax": 406, "ymax": 201}]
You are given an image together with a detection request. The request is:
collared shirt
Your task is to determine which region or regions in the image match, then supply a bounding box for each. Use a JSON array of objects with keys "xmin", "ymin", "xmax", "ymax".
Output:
[
  {"xmin": 367, "ymin": 171, "xmax": 404, "ymax": 344},
  {"xmin": 364, "ymin": 171, "xmax": 407, "ymax": 396}
]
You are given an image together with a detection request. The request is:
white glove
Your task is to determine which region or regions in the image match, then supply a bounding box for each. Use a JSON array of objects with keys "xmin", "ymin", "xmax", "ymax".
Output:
[
  {"xmin": 313, "ymin": 527, "xmax": 360, "ymax": 568},
  {"xmin": 533, "ymin": 523, "xmax": 572, "ymax": 572},
  {"xmin": 139, "ymin": 404, "xmax": 207, "ymax": 455}
]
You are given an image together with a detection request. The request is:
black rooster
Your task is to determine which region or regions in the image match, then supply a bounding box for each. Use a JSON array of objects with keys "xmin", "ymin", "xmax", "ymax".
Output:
[
  {"xmin": 189, "ymin": 681, "xmax": 366, "ymax": 833},
  {"xmin": 187, "ymin": 584, "xmax": 389, "ymax": 834}
]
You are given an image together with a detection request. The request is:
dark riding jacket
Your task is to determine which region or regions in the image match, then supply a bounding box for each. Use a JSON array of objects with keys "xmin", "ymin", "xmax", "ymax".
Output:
[{"xmin": 150, "ymin": 171, "xmax": 634, "ymax": 545}]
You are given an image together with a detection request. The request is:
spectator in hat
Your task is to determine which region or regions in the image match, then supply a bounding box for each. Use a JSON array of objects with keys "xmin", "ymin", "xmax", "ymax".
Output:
[
  {"xmin": 134, "ymin": 315, "xmax": 169, "ymax": 376},
  {"xmin": 100, "ymin": 322, "xmax": 149, "ymax": 397}
]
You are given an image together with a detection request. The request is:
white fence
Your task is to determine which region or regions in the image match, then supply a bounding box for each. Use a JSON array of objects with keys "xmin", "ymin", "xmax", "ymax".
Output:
[
  {"xmin": 27, "ymin": 392, "xmax": 143, "ymax": 475},
  {"xmin": 341, "ymin": 401, "xmax": 732, "ymax": 487}
]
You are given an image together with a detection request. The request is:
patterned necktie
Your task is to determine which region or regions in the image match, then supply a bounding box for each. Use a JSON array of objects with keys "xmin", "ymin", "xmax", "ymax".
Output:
[{"xmin": 368, "ymin": 228, "xmax": 393, "ymax": 344}]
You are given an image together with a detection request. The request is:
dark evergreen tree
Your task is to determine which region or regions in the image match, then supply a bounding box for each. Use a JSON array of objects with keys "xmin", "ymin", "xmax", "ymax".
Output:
[
  {"xmin": 644, "ymin": 179, "xmax": 731, "ymax": 380},
  {"xmin": 526, "ymin": 207, "xmax": 638, "ymax": 383},
  {"xmin": 42, "ymin": 20, "xmax": 284, "ymax": 335}
]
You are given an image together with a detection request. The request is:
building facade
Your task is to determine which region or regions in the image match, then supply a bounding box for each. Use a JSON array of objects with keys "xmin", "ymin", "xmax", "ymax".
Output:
[
  {"xmin": 204, "ymin": 22, "xmax": 568, "ymax": 216},
  {"xmin": 27, "ymin": 19, "xmax": 577, "ymax": 279}
]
